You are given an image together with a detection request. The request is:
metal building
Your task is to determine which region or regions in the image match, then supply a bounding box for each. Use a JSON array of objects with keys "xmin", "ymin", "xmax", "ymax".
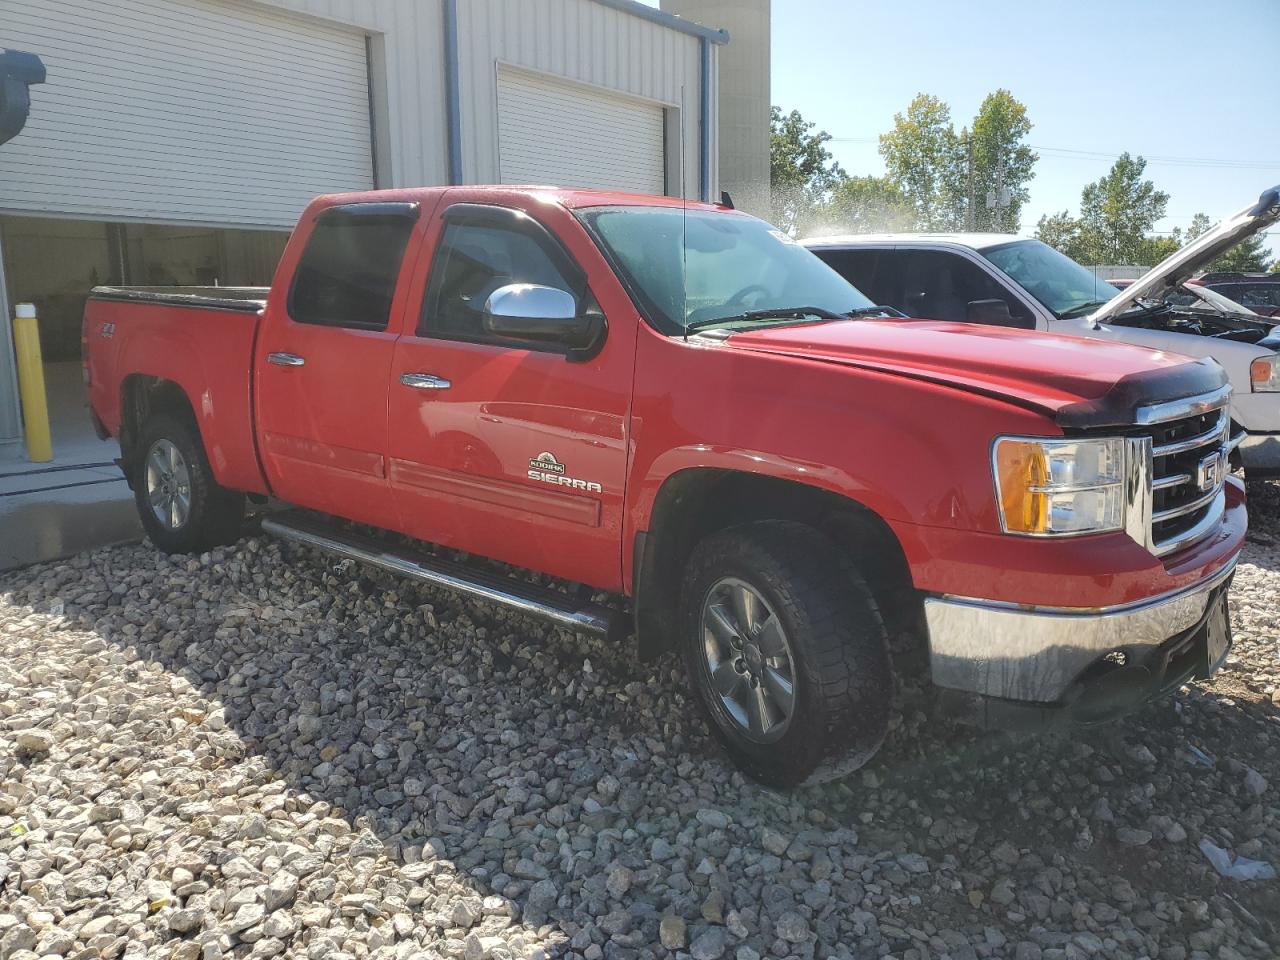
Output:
[
  {"xmin": 662, "ymin": 0, "xmax": 770, "ymax": 218},
  {"xmin": 0, "ymin": 0, "xmax": 725, "ymax": 454}
]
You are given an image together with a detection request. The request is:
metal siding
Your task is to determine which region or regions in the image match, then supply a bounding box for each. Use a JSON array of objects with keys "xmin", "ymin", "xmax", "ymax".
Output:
[
  {"xmin": 496, "ymin": 67, "xmax": 665, "ymax": 193},
  {"xmin": 457, "ymin": 0, "xmax": 704, "ymax": 196},
  {"xmin": 0, "ymin": 0, "xmax": 374, "ymax": 227}
]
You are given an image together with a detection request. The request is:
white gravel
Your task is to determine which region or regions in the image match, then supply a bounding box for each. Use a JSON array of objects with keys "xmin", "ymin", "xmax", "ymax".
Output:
[{"xmin": 2, "ymin": 489, "xmax": 1278, "ymax": 960}]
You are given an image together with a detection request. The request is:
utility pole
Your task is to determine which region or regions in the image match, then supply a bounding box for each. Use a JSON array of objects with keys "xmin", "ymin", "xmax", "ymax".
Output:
[
  {"xmin": 965, "ymin": 134, "xmax": 975, "ymax": 232},
  {"xmin": 986, "ymin": 152, "xmax": 1011, "ymax": 232}
]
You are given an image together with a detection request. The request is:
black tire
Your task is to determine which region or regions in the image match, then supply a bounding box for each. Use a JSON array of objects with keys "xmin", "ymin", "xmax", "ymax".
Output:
[
  {"xmin": 680, "ymin": 520, "xmax": 892, "ymax": 787},
  {"xmin": 133, "ymin": 412, "xmax": 244, "ymax": 554}
]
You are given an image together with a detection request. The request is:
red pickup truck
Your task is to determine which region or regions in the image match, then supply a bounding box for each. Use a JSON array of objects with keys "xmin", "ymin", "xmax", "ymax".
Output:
[{"xmin": 84, "ymin": 187, "xmax": 1245, "ymax": 785}]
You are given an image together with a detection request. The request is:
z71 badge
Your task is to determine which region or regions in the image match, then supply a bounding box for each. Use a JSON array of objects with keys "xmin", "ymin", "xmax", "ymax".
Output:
[{"xmin": 528, "ymin": 452, "xmax": 602, "ymax": 494}]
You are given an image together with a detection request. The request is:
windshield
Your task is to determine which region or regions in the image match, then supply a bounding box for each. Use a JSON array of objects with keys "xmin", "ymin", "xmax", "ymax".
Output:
[
  {"xmin": 981, "ymin": 239, "xmax": 1122, "ymax": 318},
  {"xmin": 578, "ymin": 206, "xmax": 875, "ymax": 334}
]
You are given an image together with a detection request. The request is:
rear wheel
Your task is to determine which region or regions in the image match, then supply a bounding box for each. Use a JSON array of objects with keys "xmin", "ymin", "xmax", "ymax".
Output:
[
  {"xmin": 133, "ymin": 413, "xmax": 244, "ymax": 554},
  {"xmin": 681, "ymin": 521, "xmax": 892, "ymax": 787}
]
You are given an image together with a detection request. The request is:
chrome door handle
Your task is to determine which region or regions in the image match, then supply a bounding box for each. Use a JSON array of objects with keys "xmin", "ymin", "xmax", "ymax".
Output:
[
  {"xmin": 400, "ymin": 373, "xmax": 452, "ymax": 390},
  {"xmin": 267, "ymin": 352, "xmax": 305, "ymax": 367}
]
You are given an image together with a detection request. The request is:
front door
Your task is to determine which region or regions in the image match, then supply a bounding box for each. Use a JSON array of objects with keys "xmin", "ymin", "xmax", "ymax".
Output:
[
  {"xmin": 386, "ymin": 201, "xmax": 633, "ymax": 591},
  {"xmin": 255, "ymin": 202, "xmax": 421, "ymax": 528}
]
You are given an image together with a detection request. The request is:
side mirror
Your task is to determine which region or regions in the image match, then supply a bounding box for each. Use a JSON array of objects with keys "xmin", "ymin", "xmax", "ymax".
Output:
[
  {"xmin": 483, "ymin": 283, "xmax": 604, "ymax": 357},
  {"xmin": 967, "ymin": 298, "xmax": 1018, "ymax": 327}
]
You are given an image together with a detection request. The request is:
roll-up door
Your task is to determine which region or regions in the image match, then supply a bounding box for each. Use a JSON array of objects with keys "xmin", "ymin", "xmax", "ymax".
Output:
[
  {"xmin": 0, "ymin": 0, "xmax": 374, "ymax": 227},
  {"xmin": 497, "ymin": 67, "xmax": 665, "ymax": 195}
]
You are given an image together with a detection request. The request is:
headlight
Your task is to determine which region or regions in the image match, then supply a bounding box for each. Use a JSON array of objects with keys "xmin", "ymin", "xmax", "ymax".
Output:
[
  {"xmin": 994, "ymin": 437, "xmax": 1126, "ymax": 536},
  {"xmin": 1250, "ymin": 354, "xmax": 1280, "ymax": 392}
]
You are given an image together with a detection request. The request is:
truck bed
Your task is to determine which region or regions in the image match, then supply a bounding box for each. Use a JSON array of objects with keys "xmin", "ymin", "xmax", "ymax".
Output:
[{"xmin": 84, "ymin": 285, "xmax": 272, "ymax": 495}]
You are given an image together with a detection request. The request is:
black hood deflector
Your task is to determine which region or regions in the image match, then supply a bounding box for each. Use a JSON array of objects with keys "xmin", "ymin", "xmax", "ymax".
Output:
[{"xmin": 1054, "ymin": 357, "xmax": 1228, "ymax": 430}]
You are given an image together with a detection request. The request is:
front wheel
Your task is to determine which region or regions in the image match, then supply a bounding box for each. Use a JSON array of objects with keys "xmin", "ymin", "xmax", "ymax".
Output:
[
  {"xmin": 680, "ymin": 521, "xmax": 892, "ymax": 787},
  {"xmin": 133, "ymin": 413, "xmax": 244, "ymax": 554}
]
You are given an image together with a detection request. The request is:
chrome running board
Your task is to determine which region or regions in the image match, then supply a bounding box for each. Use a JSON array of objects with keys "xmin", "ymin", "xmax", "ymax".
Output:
[{"xmin": 261, "ymin": 512, "xmax": 621, "ymax": 638}]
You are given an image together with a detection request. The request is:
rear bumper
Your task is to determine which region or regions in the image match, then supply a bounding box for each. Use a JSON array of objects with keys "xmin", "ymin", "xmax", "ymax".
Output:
[{"xmin": 925, "ymin": 556, "xmax": 1237, "ymax": 710}]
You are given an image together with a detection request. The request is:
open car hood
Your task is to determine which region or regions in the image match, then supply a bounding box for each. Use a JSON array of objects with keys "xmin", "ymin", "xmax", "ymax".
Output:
[{"xmin": 1089, "ymin": 184, "xmax": 1280, "ymax": 326}]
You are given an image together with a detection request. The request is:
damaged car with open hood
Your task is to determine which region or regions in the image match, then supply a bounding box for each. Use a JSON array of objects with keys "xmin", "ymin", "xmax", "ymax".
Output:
[{"xmin": 805, "ymin": 185, "xmax": 1280, "ymax": 477}]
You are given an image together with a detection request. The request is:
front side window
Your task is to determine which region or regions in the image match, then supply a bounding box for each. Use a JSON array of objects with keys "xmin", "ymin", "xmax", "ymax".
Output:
[
  {"xmin": 811, "ymin": 248, "xmax": 889, "ymax": 303},
  {"xmin": 578, "ymin": 206, "xmax": 875, "ymax": 334},
  {"xmin": 289, "ymin": 203, "xmax": 418, "ymax": 331},
  {"xmin": 982, "ymin": 239, "xmax": 1121, "ymax": 319},
  {"xmin": 421, "ymin": 210, "xmax": 585, "ymax": 342},
  {"xmin": 878, "ymin": 250, "xmax": 1034, "ymax": 327}
]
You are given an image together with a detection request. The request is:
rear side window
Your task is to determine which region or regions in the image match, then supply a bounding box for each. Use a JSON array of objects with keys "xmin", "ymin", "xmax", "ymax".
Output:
[
  {"xmin": 289, "ymin": 203, "xmax": 419, "ymax": 331},
  {"xmin": 1240, "ymin": 284, "xmax": 1280, "ymax": 309}
]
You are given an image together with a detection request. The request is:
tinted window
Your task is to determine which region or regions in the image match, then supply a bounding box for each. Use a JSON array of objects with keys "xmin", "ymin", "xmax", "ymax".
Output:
[
  {"xmin": 421, "ymin": 214, "xmax": 584, "ymax": 342},
  {"xmin": 1239, "ymin": 284, "xmax": 1280, "ymax": 308},
  {"xmin": 289, "ymin": 204, "xmax": 418, "ymax": 331},
  {"xmin": 812, "ymin": 249, "xmax": 891, "ymax": 303},
  {"xmin": 876, "ymin": 250, "xmax": 1034, "ymax": 327}
]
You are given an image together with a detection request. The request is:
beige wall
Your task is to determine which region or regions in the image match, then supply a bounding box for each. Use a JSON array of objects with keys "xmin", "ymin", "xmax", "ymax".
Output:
[{"xmin": 662, "ymin": 0, "xmax": 770, "ymax": 216}]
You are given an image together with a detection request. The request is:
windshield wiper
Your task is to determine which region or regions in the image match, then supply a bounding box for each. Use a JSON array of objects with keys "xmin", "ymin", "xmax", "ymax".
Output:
[
  {"xmin": 685, "ymin": 306, "xmax": 845, "ymax": 333},
  {"xmin": 846, "ymin": 304, "xmax": 907, "ymax": 318},
  {"xmin": 1058, "ymin": 299, "xmax": 1113, "ymax": 319}
]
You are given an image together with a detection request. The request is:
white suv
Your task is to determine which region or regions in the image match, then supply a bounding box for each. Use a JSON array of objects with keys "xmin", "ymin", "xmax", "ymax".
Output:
[{"xmin": 804, "ymin": 186, "xmax": 1280, "ymax": 477}]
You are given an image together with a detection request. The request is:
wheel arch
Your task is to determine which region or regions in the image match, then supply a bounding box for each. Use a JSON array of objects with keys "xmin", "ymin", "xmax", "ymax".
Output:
[
  {"xmin": 632, "ymin": 468, "xmax": 921, "ymax": 663},
  {"xmin": 119, "ymin": 375, "xmax": 200, "ymax": 485}
]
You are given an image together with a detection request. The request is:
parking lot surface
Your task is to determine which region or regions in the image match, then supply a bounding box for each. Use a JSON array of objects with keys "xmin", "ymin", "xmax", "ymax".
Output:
[{"xmin": 1, "ymin": 490, "xmax": 1278, "ymax": 960}]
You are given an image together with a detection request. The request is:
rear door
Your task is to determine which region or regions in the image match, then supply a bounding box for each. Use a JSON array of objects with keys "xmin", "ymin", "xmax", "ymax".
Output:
[
  {"xmin": 255, "ymin": 202, "xmax": 423, "ymax": 528},
  {"xmin": 385, "ymin": 198, "xmax": 634, "ymax": 591}
]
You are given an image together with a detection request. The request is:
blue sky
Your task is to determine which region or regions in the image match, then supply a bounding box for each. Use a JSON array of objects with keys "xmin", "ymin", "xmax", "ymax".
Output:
[{"xmin": 653, "ymin": 0, "xmax": 1280, "ymax": 242}]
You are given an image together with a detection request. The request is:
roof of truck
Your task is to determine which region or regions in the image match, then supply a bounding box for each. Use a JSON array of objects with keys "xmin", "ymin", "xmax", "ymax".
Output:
[
  {"xmin": 801, "ymin": 232, "xmax": 1022, "ymax": 250},
  {"xmin": 310, "ymin": 185, "xmax": 731, "ymax": 214}
]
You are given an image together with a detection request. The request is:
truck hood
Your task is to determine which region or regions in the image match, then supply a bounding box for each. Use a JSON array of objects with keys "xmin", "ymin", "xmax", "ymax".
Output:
[
  {"xmin": 719, "ymin": 319, "xmax": 1227, "ymax": 429},
  {"xmin": 1090, "ymin": 184, "xmax": 1280, "ymax": 326}
]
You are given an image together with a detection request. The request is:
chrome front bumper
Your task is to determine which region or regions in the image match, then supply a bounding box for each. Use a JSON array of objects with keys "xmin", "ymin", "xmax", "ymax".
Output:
[{"xmin": 925, "ymin": 560, "xmax": 1236, "ymax": 704}]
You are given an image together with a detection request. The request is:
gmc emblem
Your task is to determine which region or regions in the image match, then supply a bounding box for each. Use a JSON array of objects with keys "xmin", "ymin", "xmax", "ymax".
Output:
[{"xmin": 1196, "ymin": 450, "xmax": 1225, "ymax": 493}]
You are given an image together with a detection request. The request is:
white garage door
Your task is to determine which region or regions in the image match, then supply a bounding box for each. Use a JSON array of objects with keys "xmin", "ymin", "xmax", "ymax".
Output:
[
  {"xmin": 497, "ymin": 68, "xmax": 666, "ymax": 195},
  {"xmin": 0, "ymin": 0, "xmax": 373, "ymax": 228}
]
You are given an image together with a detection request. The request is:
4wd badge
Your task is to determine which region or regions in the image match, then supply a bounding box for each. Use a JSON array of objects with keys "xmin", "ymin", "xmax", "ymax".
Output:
[{"xmin": 528, "ymin": 452, "xmax": 602, "ymax": 493}]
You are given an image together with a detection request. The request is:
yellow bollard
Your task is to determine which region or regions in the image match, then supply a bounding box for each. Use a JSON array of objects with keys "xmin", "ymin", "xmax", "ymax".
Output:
[{"xmin": 13, "ymin": 303, "xmax": 52, "ymax": 463}]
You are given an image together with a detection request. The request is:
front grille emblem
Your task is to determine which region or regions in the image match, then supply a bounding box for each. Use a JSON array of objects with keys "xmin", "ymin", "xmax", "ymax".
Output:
[{"xmin": 1196, "ymin": 450, "xmax": 1225, "ymax": 493}]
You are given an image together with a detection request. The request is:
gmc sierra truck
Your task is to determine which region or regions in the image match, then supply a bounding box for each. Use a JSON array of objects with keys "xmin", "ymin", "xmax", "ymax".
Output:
[{"xmin": 84, "ymin": 187, "xmax": 1245, "ymax": 786}]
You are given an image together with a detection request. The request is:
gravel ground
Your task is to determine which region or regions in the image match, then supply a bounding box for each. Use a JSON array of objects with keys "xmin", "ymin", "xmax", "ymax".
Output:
[{"xmin": 1, "ymin": 491, "xmax": 1278, "ymax": 960}]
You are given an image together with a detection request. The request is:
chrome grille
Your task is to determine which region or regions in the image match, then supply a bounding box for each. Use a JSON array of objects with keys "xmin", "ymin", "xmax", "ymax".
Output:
[
  {"xmin": 1135, "ymin": 391, "xmax": 1233, "ymax": 557},
  {"xmin": 1146, "ymin": 407, "xmax": 1227, "ymax": 554}
]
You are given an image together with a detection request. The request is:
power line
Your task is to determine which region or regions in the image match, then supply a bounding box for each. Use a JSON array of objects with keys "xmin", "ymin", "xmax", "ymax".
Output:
[{"xmin": 826, "ymin": 136, "xmax": 1279, "ymax": 170}]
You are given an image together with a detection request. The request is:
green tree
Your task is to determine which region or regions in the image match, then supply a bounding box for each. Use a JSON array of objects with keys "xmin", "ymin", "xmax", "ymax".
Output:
[
  {"xmin": 1179, "ymin": 212, "xmax": 1273, "ymax": 271},
  {"xmin": 1211, "ymin": 234, "xmax": 1273, "ymax": 272},
  {"xmin": 878, "ymin": 94, "xmax": 964, "ymax": 230},
  {"xmin": 770, "ymin": 106, "xmax": 845, "ymax": 235},
  {"xmin": 813, "ymin": 175, "xmax": 914, "ymax": 234},
  {"xmin": 1034, "ymin": 211, "xmax": 1088, "ymax": 261},
  {"xmin": 1074, "ymin": 153, "xmax": 1169, "ymax": 264},
  {"xmin": 1184, "ymin": 212, "xmax": 1213, "ymax": 242},
  {"xmin": 966, "ymin": 89, "xmax": 1038, "ymax": 232}
]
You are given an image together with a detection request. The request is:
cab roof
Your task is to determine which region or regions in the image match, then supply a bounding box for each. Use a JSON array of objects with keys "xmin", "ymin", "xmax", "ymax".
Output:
[{"xmin": 309, "ymin": 184, "xmax": 731, "ymax": 214}]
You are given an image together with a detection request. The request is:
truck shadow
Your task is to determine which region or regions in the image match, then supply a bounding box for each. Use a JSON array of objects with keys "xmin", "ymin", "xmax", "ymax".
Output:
[{"xmin": 4, "ymin": 532, "xmax": 1278, "ymax": 954}]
